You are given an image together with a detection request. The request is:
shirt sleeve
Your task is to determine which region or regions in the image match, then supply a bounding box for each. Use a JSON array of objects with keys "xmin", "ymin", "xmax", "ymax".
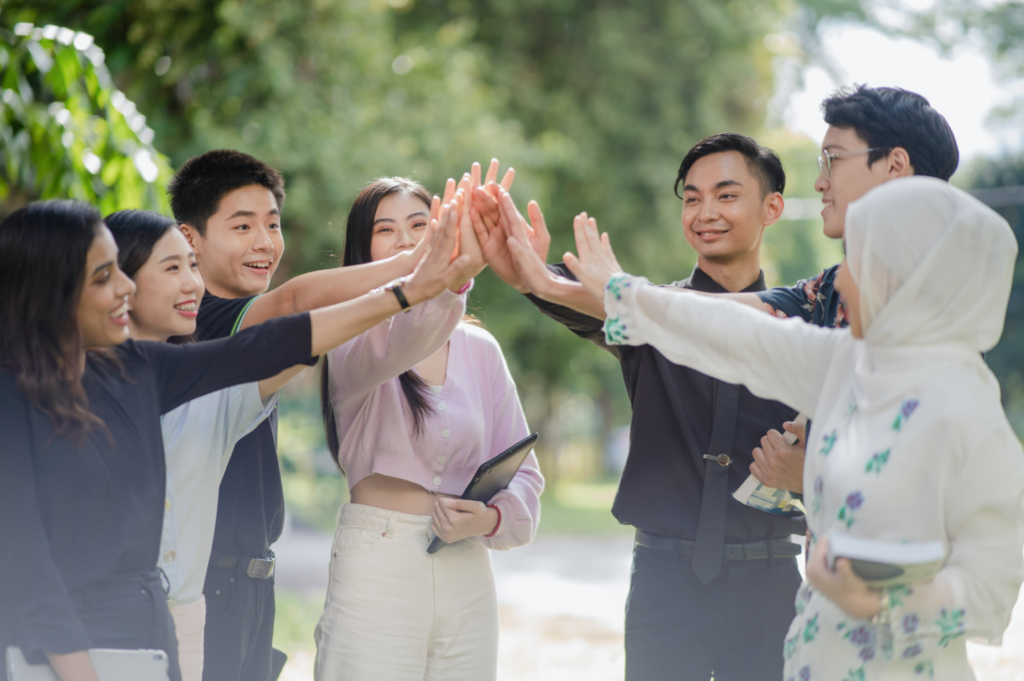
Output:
[
  {"xmin": 212, "ymin": 383, "xmax": 280, "ymax": 478},
  {"xmin": 523, "ymin": 264, "xmax": 625, "ymax": 359},
  {"xmin": 136, "ymin": 312, "xmax": 317, "ymax": 415},
  {"xmin": 884, "ymin": 426, "xmax": 1024, "ymax": 662},
  {"xmin": 326, "ymin": 289, "xmax": 467, "ymax": 412},
  {"xmin": 603, "ymin": 273, "xmax": 839, "ymax": 416},
  {"xmin": 478, "ymin": 350, "xmax": 545, "ymax": 552},
  {"xmin": 757, "ymin": 276, "xmax": 819, "ymax": 321},
  {"xmin": 195, "ymin": 294, "xmax": 259, "ymax": 340},
  {"xmin": 0, "ymin": 379, "xmax": 92, "ymax": 661}
]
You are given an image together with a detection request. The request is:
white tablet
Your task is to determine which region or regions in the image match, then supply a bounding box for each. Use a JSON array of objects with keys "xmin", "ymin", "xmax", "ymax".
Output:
[{"xmin": 6, "ymin": 647, "xmax": 168, "ymax": 681}]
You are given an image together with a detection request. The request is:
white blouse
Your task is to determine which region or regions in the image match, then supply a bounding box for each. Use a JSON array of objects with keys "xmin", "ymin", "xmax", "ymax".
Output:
[{"xmin": 603, "ymin": 273, "xmax": 1024, "ymax": 681}]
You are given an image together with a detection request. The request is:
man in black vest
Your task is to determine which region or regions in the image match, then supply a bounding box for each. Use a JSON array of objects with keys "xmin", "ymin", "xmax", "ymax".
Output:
[{"xmin": 480, "ymin": 133, "xmax": 806, "ymax": 680}]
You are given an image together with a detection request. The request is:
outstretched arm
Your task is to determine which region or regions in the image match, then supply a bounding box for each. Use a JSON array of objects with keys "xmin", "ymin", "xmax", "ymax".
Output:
[
  {"xmin": 565, "ymin": 218, "xmax": 839, "ymax": 415},
  {"xmin": 238, "ymin": 169, "xmax": 472, "ymax": 330},
  {"xmin": 255, "ymin": 202, "xmax": 474, "ymax": 400}
]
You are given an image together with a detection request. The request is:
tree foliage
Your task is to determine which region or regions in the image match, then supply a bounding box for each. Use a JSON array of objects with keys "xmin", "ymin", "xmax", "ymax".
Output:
[{"xmin": 0, "ymin": 22, "xmax": 172, "ymax": 215}]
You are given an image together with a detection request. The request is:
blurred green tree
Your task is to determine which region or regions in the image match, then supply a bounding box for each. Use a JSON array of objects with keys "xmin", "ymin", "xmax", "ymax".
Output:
[
  {"xmin": 0, "ymin": 22, "xmax": 173, "ymax": 216},
  {"xmin": 0, "ymin": 0, "xmax": 852, "ymax": 486}
]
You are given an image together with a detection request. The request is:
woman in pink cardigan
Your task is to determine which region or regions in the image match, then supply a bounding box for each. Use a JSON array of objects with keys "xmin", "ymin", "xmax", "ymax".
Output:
[{"xmin": 314, "ymin": 172, "xmax": 544, "ymax": 681}]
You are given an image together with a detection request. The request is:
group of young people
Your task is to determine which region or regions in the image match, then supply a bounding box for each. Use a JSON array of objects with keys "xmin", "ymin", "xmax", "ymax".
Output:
[{"xmin": 1, "ymin": 81, "xmax": 1021, "ymax": 681}]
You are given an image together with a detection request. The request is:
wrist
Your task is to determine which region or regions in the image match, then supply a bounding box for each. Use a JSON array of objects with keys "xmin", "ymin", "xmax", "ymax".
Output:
[{"xmin": 484, "ymin": 504, "xmax": 502, "ymax": 537}]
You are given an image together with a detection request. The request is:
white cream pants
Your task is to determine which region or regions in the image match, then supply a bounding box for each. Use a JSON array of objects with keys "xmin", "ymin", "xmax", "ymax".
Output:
[
  {"xmin": 313, "ymin": 503, "xmax": 498, "ymax": 681},
  {"xmin": 168, "ymin": 596, "xmax": 205, "ymax": 681}
]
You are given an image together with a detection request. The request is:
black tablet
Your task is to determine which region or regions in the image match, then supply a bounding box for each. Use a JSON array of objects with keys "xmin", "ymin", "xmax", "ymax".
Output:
[{"xmin": 426, "ymin": 432, "xmax": 539, "ymax": 554}]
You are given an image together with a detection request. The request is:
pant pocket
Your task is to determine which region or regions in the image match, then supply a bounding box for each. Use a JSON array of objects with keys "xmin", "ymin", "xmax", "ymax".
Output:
[{"xmin": 332, "ymin": 525, "xmax": 386, "ymax": 558}]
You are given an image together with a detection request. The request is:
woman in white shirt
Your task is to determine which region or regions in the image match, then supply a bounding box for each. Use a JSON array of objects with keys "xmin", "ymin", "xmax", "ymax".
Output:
[{"xmin": 535, "ymin": 176, "xmax": 1024, "ymax": 681}]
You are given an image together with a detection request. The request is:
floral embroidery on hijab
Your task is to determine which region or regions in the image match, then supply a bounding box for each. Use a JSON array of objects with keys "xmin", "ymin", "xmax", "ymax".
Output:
[
  {"xmin": 936, "ymin": 608, "xmax": 967, "ymax": 647},
  {"xmin": 865, "ymin": 449, "xmax": 890, "ymax": 474},
  {"xmin": 819, "ymin": 430, "xmax": 837, "ymax": 456},
  {"xmin": 892, "ymin": 399, "xmax": 920, "ymax": 432},
  {"xmin": 836, "ymin": 491, "xmax": 864, "ymax": 528}
]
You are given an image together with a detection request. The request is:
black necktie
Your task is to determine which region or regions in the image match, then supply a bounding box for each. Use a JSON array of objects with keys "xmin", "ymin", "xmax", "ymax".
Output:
[{"xmin": 692, "ymin": 381, "xmax": 740, "ymax": 584}]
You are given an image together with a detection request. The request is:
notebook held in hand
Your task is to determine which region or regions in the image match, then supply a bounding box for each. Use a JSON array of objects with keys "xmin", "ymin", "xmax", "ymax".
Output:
[{"xmin": 426, "ymin": 432, "xmax": 539, "ymax": 554}]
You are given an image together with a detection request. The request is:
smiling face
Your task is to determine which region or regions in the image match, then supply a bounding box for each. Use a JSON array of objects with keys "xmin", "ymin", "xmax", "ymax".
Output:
[
  {"xmin": 815, "ymin": 126, "xmax": 910, "ymax": 240},
  {"xmin": 76, "ymin": 226, "xmax": 137, "ymax": 348},
  {"xmin": 680, "ymin": 150, "xmax": 783, "ymax": 266},
  {"xmin": 835, "ymin": 259, "xmax": 863, "ymax": 339},
  {"xmin": 181, "ymin": 184, "xmax": 283, "ymax": 298},
  {"xmin": 128, "ymin": 229, "xmax": 206, "ymax": 342},
  {"xmin": 368, "ymin": 192, "xmax": 431, "ymax": 262}
]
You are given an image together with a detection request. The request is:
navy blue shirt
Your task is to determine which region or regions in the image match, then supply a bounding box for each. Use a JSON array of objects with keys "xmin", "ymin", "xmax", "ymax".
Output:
[{"xmin": 756, "ymin": 264, "xmax": 849, "ymax": 329}]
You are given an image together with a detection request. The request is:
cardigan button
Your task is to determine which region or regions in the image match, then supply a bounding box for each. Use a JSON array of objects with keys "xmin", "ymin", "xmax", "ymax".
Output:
[
  {"xmin": 438, "ymin": 403, "xmax": 446, "ymax": 411},
  {"xmin": 438, "ymin": 455, "xmax": 446, "ymax": 464},
  {"xmin": 433, "ymin": 476, "xmax": 442, "ymax": 486},
  {"xmin": 442, "ymin": 429, "xmax": 450, "ymax": 438}
]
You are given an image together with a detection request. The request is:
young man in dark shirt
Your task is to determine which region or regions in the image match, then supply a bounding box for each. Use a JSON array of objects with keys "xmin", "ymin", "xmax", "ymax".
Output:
[
  {"xmin": 166, "ymin": 150, "xmax": 445, "ymax": 681},
  {"xmin": 481, "ymin": 134, "xmax": 807, "ymax": 680},
  {"xmin": 720, "ymin": 87, "xmax": 961, "ymax": 496}
]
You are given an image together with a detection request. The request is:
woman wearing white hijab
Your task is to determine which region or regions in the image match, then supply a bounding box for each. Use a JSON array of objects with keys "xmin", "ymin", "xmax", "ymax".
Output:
[{"xmin": 556, "ymin": 176, "xmax": 1024, "ymax": 680}]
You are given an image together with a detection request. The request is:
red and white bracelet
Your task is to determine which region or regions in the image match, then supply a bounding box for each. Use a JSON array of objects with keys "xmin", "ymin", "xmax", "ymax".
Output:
[{"xmin": 484, "ymin": 503, "xmax": 502, "ymax": 538}]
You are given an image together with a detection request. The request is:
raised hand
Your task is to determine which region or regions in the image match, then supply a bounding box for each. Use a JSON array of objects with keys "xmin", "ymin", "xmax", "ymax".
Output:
[
  {"xmin": 563, "ymin": 213, "xmax": 624, "ymax": 300},
  {"xmin": 430, "ymin": 177, "xmax": 458, "ymax": 223},
  {"xmin": 452, "ymin": 187, "xmax": 488, "ymax": 288},
  {"xmin": 403, "ymin": 201, "xmax": 473, "ymax": 305}
]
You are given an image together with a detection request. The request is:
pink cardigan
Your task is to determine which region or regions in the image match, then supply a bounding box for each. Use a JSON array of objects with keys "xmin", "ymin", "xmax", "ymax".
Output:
[{"xmin": 326, "ymin": 288, "xmax": 544, "ymax": 550}]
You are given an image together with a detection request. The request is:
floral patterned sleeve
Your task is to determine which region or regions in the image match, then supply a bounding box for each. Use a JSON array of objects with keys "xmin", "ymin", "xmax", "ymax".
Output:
[
  {"xmin": 602, "ymin": 272, "xmax": 839, "ymax": 417},
  {"xmin": 881, "ymin": 425, "xmax": 1024, "ymax": 673}
]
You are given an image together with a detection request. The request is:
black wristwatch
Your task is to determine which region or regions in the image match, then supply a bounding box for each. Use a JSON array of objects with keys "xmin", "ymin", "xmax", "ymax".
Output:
[{"xmin": 380, "ymin": 276, "xmax": 412, "ymax": 313}]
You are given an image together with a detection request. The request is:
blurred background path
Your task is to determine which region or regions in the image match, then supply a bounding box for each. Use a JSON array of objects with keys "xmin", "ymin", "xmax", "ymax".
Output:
[{"xmin": 272, "ymin": 523, "xmax": 1024, "ymax": 681}]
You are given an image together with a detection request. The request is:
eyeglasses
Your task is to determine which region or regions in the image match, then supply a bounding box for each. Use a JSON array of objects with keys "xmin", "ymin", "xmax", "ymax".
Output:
[{"xmin": 817, "ymin": 148, "xmax": 888, "ymax": 177}]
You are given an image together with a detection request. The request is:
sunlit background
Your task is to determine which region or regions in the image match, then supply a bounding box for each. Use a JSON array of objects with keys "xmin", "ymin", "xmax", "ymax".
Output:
[{"xmin": 4, "ymin": 1, "xmax": 1024, "ymax": 678}]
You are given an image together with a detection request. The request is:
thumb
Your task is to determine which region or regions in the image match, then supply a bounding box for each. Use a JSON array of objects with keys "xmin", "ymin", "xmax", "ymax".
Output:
[{"xmin": 445, "ymin": 498, "xmax": 481, "ymax": 513}]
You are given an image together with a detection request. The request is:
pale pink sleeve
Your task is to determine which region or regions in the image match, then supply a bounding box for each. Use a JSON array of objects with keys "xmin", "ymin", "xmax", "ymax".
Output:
[
  {"xmin": 479, "ymin": 351, "xmax": 545, "ymax": 551},
  {"xmin": 327, "ymin": 287, "xmax": 467, "ymax": 412}
]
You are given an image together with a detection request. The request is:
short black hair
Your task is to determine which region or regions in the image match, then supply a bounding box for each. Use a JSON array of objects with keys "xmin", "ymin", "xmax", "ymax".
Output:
[
  {"xmin": 167, "ymin": 149, "xmax": 286, "ymax": 236},
  {"xmin": 821, "ymin": 85, "xmax": 959, "ymax": 181},
  {"xmin": 675, "ymin": 133, "xmax": 785, "ymax": 200}
]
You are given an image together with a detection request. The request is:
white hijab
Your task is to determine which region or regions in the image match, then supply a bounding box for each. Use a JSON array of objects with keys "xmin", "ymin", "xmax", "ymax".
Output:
[{"xmin": 844, "ymin": 176, "xmax": 1018, "ymax": 412}]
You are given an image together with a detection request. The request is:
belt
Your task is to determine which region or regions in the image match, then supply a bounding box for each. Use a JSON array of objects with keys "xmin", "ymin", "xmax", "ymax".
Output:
[
  {"xmin": 635, "ymin": 530, "xmax": 801, "ymax": 560},
  {"xmin": 209, "ymin": 549, "xmax": 276, "ymax": 579}
]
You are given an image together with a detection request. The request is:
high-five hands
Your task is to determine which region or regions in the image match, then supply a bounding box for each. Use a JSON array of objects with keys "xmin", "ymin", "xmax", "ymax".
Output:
[
  {"xmin": 402, "ymin": 201, "xmax": 474, "ymax": 306},
  {"xmin": 562, "ymin": 213, "xmax": 624, "ymax": 301}
]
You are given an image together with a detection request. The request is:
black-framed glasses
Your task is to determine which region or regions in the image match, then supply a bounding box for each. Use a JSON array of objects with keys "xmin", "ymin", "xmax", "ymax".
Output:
[{"xmin": 817, "ymin": 148, "xmax": 887, "ymax": 176}]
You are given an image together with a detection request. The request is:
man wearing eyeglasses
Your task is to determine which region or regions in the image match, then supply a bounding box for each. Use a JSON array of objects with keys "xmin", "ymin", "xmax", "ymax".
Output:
[{"xmin": 734, "ymin": 85, "xmax": 960, "ymax": 496}]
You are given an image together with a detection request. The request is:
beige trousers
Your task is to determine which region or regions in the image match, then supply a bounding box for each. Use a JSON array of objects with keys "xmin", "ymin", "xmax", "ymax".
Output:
[
  {"xmin": 169, "ymin": 596, "xmax": 206, "ymax": 681},
  {"xmin": 314, "ymin": 503, "xmax": 499, "ymax": 681}
]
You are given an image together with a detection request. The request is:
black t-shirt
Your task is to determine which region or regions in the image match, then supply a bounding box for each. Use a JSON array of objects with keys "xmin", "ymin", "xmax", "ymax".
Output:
[
  {"xmin": 196, "ymin": 291, "xmax": 286, "ymax": 558},
  {"xmin": 528, "ymin": 265, "xmax": 806, "ymax": 542},
  {"xmin": 0, "ymin": 315, "xmax": 313, "ymax": 661}
]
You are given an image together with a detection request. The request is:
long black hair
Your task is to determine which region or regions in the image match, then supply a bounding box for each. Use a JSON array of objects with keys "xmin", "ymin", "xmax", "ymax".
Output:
[
  {"xmin": 105, "ymin": 209, "xmax": 179, "ymax": 278},
  {"xmin": 321, "ymin": 177, "xmax": 436, "ymax": 468},
  {"xmin": 0, "ymin": 200, "xmax": 105, "ymax": 441},
  {"xmin": 105, "ymin": 210, "xmax": 195, "ymax": 344}
]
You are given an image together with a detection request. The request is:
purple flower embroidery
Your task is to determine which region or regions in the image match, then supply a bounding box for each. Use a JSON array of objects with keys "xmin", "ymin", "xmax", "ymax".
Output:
[
  {"xmin": 798, "ymin": 666, "xmax": 811, "ymax": 681},
  {"xmin": 814, "ymin": 476, "xmax": 823, "ymax": 495},
  {"xmin": 859, "ymin": 646, "xmax": 875, "ymax": 661},
  {"xmin": 902, "ymin": 644, "xmax": 923, "ymax": 659},
  {"xmin": 849, "ymin": 626, "xmax": 871, "ymax": 645},
  {"xmin": 902, "ymin": 400, "xmax": 920, "ymax": 419},
  {"xmin": 846, "ymin": 492, "xmax": 864, "ymax": 510},
  {"xmin": 903, "ymin": 614, "xmax": 919, "ymax": 634}
]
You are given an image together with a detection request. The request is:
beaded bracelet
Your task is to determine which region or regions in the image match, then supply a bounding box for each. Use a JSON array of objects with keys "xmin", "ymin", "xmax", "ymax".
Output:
[{"xmin": 484, "ymin": 504, "xmax": 502, "ymax": 538}]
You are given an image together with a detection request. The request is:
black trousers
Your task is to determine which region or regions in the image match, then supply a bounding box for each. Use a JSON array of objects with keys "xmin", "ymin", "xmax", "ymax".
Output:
[
  {"xmin": 68, "ymin": 570, "xmax": 182, "ymax": 681},
  {"xmin": 201, "ymin": 560, "xmax": 276, "ymax": 681},
  {"xmin": 624, "ymin": 543, "xmax": 801, "ymax": 681}
]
